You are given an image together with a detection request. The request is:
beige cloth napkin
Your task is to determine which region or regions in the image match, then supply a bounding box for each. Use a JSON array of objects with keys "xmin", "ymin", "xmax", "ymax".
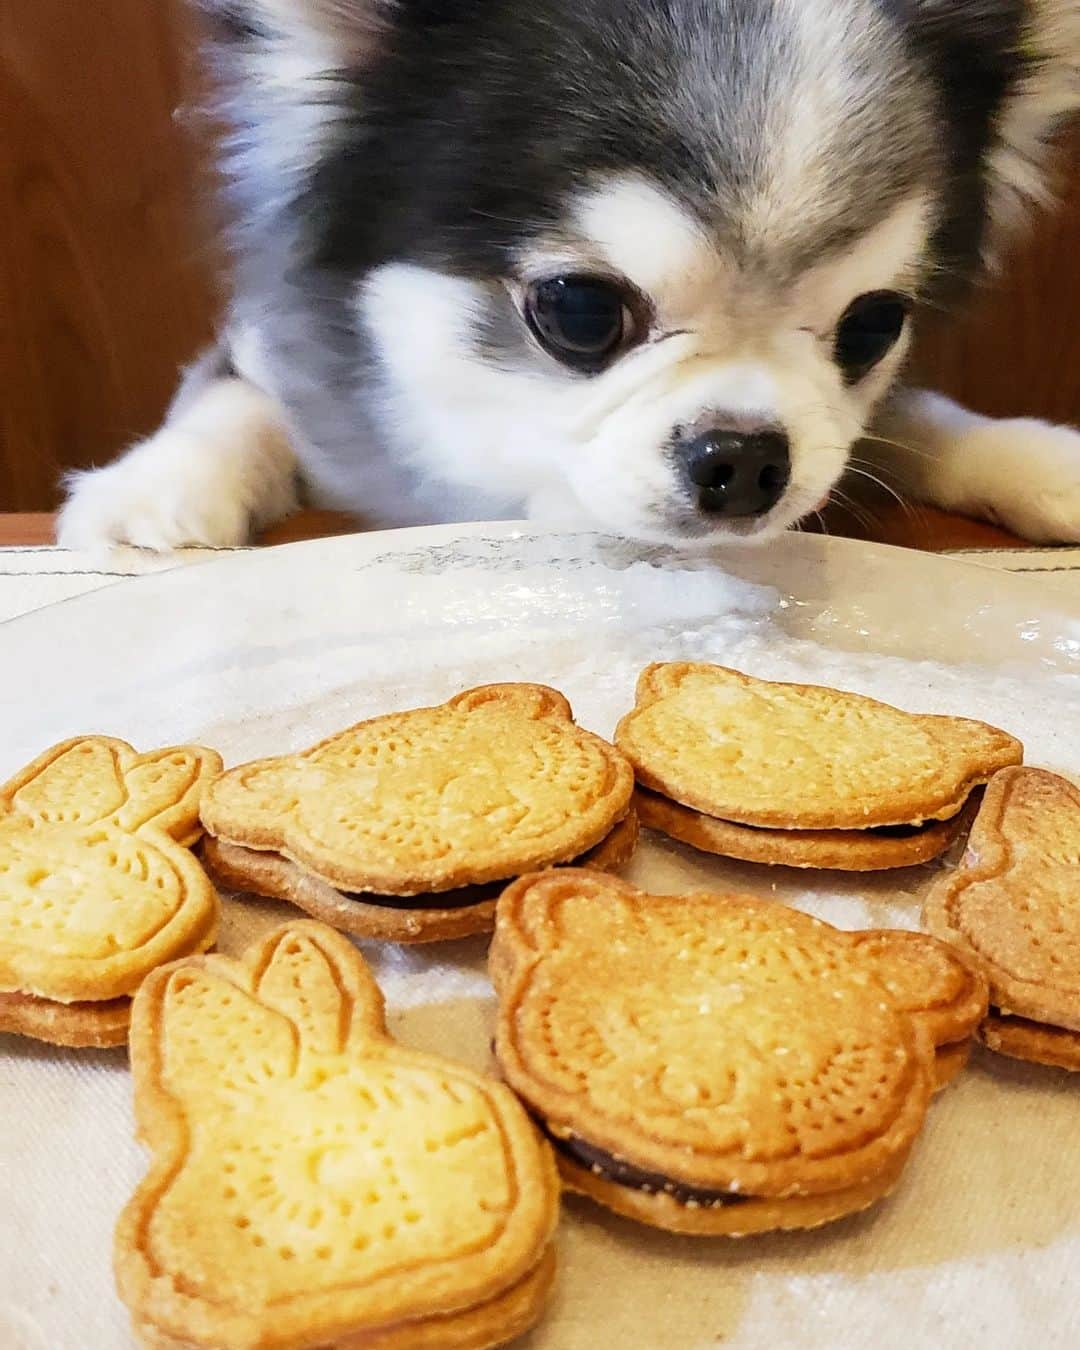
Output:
[{"xmin": 1, "ymin": 539, "xmax": 1078, "ymax": 1350}]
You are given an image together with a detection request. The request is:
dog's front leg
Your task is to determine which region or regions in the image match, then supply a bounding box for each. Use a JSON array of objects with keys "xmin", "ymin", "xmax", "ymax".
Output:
[
  {"xmin": 864, "ymin": 388, "xmax": 1080, "ymax": 544},
  {"xmin": 57, "ymin": 347, "xmax": 299, "ymax": 551}
]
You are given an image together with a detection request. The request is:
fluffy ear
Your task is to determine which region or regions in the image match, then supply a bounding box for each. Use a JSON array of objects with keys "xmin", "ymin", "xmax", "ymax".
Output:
[
  {"xmin": 195, "ymin": 0, "xmax": 399, "ymax": 60},
  {"xmin": 911, "ymin": 0, "xmax": 1080, "ymax": 237},
  {"xmin": 448, "ymin": 684, "xmax": 574, "ymax": 723}
]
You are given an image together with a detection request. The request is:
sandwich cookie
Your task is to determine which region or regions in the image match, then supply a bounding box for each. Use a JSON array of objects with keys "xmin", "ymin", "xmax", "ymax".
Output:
[
  {"xmin": 925, "ymin": 766, "xmax": 1080, "ymax": 1071},
  {"xmin": 200, "ymin": 684, "xmax": 636, "ymax": 942},
  {"xmin": 617, "ymin": 663, "xmax": 1021, "ymax": 870},
  {"xmin": 0, "ymin": 737, "xmax": 221, "ymax": 1048},
  {"xmin": 116, "ymin": 921, "xmax": 559, "ymax": 1348},
  {"xmin": 491, "ymin": 871, "xmax": 987, "ymax": 1235}
]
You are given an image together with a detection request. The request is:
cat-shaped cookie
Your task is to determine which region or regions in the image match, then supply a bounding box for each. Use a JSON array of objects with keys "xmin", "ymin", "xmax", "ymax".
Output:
[
  {"xmin": 116, "ymin": 921, "xmax": 559, "ymax": 1349},
  {"xmin": 0, "ymin": 737, "xmax": 221, "ymax": 1047},
  {"xmin": 492, "ymin": 871, "xmax": 986, "ymax": 1235}
]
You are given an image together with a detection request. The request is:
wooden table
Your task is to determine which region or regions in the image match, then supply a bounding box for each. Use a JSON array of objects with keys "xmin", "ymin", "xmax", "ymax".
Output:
[{"xmin": 0, "ymin": 506, "xmax": 1030, "ymax": 552}]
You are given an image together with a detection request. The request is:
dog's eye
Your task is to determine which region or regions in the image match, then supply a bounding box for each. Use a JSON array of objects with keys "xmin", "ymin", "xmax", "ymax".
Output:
[
  {"xmin": 834, "ymin": 291, "xmax": 911, "ymax": 382},
  {"xmin": 525, "ymin": 276, "xmax": 630, "ymax": 372}
]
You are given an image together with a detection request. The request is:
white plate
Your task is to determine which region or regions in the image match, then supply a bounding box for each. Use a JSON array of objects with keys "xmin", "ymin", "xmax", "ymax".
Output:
[{"xmin": 1, "ymin": 524, "xmax": 1079, "ymax": 1350}]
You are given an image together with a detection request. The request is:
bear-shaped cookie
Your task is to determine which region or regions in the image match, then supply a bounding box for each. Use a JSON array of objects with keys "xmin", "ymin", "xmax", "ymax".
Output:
[
  {"xmin": 491, "ymin": 871, "xmax": 987, "ymax": 1235},
  {"xmin": 616, "ymin": 662, "xmax": 1022, "ymax": 830},
  {"xmin": 200, "ymin": 684, "xmax": 634, "ymax": 915}
]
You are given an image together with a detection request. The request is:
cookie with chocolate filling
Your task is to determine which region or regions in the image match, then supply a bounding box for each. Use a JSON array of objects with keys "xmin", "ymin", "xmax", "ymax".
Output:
[
  {"xmin": 0, "ymin": 737, "xmax": 221, "ymax": 1047},
  {"xmin": 616, "ymin": 663, "xmax": 1021, "ymax": 870},
  {"xmin": 491, "ymin": 871, "xmax": 987, "ymax": 1236},
  {"xmin": 925, "ymin": 767, "xmax": 1080, "ymax": 1071},
  {"xmin": 115, "ymin": 921, "xmax": 559, "ymax": 1349},
  {"xmin": 200, "ymin": 684, "xmax": 636, "ymax": 942},
  {"xmin": 202, "ymin": 810, "xmax": 637, "ymax": 944}
]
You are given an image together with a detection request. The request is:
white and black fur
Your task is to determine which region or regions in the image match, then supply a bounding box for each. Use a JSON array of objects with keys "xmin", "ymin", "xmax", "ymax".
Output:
[{"xmin": 59, "ymin": 0, "xmax": 1080, "ymax": 550}]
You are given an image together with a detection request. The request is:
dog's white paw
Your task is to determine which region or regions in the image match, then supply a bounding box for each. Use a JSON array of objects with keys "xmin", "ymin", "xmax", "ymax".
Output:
[
  {"xmin": 59, "ymin": 448, "xmax": 253, "ymax": 551},
  {"xmin": 923, "ymin": 417, "xmax": 1080, "ymax": 545},
  {"xmin": 56, "ymin": 381, "xmax": 299, "ymax": 552}
]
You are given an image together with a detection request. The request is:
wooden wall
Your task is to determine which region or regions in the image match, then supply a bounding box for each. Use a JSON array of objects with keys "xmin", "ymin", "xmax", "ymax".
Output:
[
  {"xmin": 0, "ymin": 0, "xmax": 221, "ymax": 510},
  {"xmin": 0, "ymin": 4, "xmax": 1077, "ymax": 510},
  {"xmin": 914, "ymin": 129, "xmax": 1080, "ymax": 426}
]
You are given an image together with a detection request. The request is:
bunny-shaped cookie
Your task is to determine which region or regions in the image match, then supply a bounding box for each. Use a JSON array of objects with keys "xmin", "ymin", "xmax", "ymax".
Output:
[
  {"xmin": 491, "ymin": 871, "xmax": 986, "ymax": 1236},
  {"xmin": 925, "ymin": 766, "xmax": 1080, "ymax": 1070},
  {"xmin": 0, "ymin": 737, "xmax": 221, "ymax": 1047},
  {"xmin": 116, "ymin": 921, "xmax": 559, "ymax": 1349}
]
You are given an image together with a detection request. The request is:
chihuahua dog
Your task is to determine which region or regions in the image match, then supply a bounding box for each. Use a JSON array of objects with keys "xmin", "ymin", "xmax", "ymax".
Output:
[{"xmin": 58, "ymin": 1, "xmax": 1080, "ymax": 550}]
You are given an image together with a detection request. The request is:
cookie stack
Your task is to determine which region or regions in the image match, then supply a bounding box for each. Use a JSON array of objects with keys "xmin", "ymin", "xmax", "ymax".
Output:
[
  {"xmin": 200, "ymin": 684, "xmax": 636, "ymax": 941},
  {"xmin": 491, "ymin": 871, "xmax": 987, "ymax": 1235},
  {"xmin": 925, "ymin": 767, "xmax": 1080, "ymax": 1071},
  {"xmin": 617, "ymin": 663, "xmax": 1022, "ymax": 870},
  {"xmin": 0, "ymin": 737, "xmax": 221, "ymax": 1048}
]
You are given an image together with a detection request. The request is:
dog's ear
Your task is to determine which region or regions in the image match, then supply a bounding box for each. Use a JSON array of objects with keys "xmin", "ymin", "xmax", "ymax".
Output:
[
  {"xmin": 906, "ymin": 0, "xmax": 1079, "ymax": 235},
  {"xmin": 195, "ymin": 1, "xmax": 399, "ymax": 62}
]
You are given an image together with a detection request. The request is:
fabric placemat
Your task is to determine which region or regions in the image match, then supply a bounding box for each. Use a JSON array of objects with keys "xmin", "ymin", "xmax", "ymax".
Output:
[{"xmin": 1, "ymin": 530, "xmax": 1078, "ymax": 1350}]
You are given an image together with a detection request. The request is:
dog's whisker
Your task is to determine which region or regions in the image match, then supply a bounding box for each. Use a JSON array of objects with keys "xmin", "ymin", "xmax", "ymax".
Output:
[
  {"xmin": 828, "ymin": 486, "xmax": 883, "ymax": 535},
  {"xmin": 844, "ymin": 464, "xmax": 909, "ymax": 510},
  {"xmin": 859, "ymin": 433, "xmax": 936, "ymax": 463}
]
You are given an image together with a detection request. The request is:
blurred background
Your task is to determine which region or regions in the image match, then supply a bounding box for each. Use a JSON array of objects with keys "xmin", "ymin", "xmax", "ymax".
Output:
[{"xmin": 2, "ymin": 0, "xmax": 1079, "ymax": 512}]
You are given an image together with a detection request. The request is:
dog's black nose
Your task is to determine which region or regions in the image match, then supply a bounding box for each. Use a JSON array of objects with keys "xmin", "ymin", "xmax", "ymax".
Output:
[{"xmin": 681, "ymin": 428, "xmax": 791, "ymax": 517}]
